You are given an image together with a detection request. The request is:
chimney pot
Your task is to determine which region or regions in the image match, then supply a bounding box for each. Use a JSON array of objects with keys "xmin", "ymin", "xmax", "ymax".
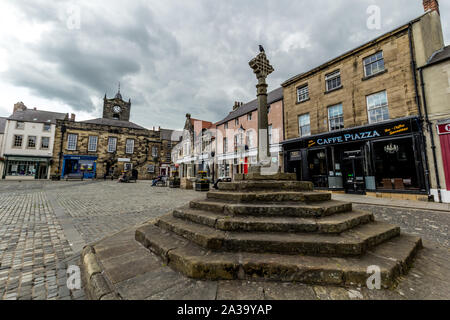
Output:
[{"xmin": 423, "ymin": 0, "xmax": 439, "ymax": 14}]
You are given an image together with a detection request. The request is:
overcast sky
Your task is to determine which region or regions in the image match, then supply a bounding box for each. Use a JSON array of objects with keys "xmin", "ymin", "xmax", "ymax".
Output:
[{"xmin": 0, "ymin": 0, "xmax": 448, "ymax": 130}]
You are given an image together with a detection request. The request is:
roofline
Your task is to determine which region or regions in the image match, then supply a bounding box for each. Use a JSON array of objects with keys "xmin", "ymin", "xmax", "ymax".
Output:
[
  {"xmin": 421, "ymin": 46, "xmax": 450, "ymax": 68},
  {"xmin": 281, "ymin": 14, "xmax": 425, "ymax": 87}
]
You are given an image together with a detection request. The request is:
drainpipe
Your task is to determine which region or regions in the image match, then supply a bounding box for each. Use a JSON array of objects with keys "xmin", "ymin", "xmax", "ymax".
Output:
[
  {"xmin": 419, "ymin": 67, "xmax": 442, "ymax": 203},
  {"xmin": 408, "ymin": 23, "xmax": 431, "ymax": 196}
]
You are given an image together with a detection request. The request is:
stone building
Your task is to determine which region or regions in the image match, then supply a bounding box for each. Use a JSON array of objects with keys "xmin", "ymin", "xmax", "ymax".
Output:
[
  {"xmin": 1, "ymin": 102, "xmax": 66, "ymax": 180},
  {"xmin": 214, "ymin": 87, "xmax": 284, "ymax": 180},
  {"xmin": 50, "ymin": 89, "xmax": 161, "ymax": 180},
  {"xmin": 0, "ymin": 117, "xmax": 7, "ymax": 177},
  {"xmin": 159, "ymin": 128, "xmax": 182, "ymax": 177},
  {"xmin": 419, "ymin": 45, "xmax": 450, "ymax": 203},
  {"xmin": 281, "ymin": 0, "xmax": 444, "ymax": 201}
]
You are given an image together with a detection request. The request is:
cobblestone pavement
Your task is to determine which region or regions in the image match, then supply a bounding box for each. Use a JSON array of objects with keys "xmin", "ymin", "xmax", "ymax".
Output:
[
  {"xmin": 0, "ymin": 181, "xmax": 198, "ymax": 300},
  {"xmin": 0, "ymin": 181, "xmax": 448, "ymax": 300}
]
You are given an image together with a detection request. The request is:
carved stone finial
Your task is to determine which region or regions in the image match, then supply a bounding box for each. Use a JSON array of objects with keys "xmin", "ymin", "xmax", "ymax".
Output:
[{"xmin": 249, "ymin": 51, "xmax": 274, "ymax": 79}]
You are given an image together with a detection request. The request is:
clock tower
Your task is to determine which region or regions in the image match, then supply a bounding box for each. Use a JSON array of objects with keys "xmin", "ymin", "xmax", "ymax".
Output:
[{"xmin": 102, "ymin": 84, "xmax": 131, "ymax": 121}]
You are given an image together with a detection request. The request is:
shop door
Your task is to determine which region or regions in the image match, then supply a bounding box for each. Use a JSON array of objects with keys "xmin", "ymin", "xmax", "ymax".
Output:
[
  {"xmin": 342, "ymin": 157, "xmax": 365, "ymax": 194},
  {"xmin": 38, "ymin": 165, "xmax": 48, "ymax": 179}
]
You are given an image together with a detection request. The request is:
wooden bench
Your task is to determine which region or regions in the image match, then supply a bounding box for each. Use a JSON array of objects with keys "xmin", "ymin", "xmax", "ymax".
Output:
[{"xmin": 65, "ymin": 173, "xmax": 84, "ymax": 181}]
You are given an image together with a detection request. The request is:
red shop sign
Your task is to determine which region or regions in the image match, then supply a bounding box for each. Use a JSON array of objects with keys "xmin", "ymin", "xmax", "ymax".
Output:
[{"xmin": 437, "ymin": 123, "xmax": 450, "ymax": 135}]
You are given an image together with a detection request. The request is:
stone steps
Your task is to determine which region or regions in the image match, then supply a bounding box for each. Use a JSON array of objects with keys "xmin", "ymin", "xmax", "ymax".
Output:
[
  {"xmin": 218, "ymin": 180, "xmax": 313, "ymax": 192},
  {"xmin": 173, "ymin": 207, "xmax": 374, "ymax": 234},
  {"xmin": 206, "ymin": 191, "xmax": 332, "ymax": 203},
  {"xmin": 135, "ymin": 223, "xmax": 422, "ymax": 288},
  {"xmin": 189, "ymin": 199, "xmax": 353, "ymax": 218},
  {"xmin": 155, "ymin": 213, "xmax": 400, "ymax": 257}
]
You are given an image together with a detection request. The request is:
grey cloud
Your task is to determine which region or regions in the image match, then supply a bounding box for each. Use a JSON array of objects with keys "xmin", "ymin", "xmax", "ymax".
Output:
[{"xmin": 2, "ymin": 0, "xmax": 448, "ymax": 129}]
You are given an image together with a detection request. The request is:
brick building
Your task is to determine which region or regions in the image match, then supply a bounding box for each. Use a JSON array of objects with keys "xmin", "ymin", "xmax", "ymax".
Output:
[
  {"xmin": 51, "ymin": 89, "xmax": 161, "ymax": 180},
  {"xmin": 214, "ymin": 87, "xmax": 284, "ymax": 180},
  {"xmin": 281, "ymin": 1, "xmax": 444, "ymax": 200}
]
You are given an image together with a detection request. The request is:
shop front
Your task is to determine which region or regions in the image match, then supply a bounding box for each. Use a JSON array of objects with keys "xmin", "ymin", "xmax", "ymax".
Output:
[
  {"xmin": 62, "ymin": 155, "xmax": 97, "ymax": 179},
  {"xmin": 283, "ymin": 117, "xmax": 427, "ymax": 195},
  {"xmin": 437, "ymin": 121, "xmax": 450, "ymax": 202},
  {"xmin": 2, "ymin": 155, "xmax": 51, "ymax": 180}
]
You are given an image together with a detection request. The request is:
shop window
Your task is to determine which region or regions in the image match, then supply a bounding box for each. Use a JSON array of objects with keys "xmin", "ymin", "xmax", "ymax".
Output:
[
  {"xmin": 41, "ymin": 137, "xmax": 50, "ymax": 149},
  {"xmin": 126, "ymin": 139, "xmax": 135, "ymax": 154},
  {"xmin": 7, "ymin": 161, "xmax": 36, "ymax": 177},
  {"xmin": 325, "ymin": 70, "xmax": 341, "ymax": 92},
  {"xmin": 364, "ymin": 51, "xmax": 385, "ymax": 77},
  {"xmin": 298, "ymin": 114, "xmax": 311, "ymax": 137},
  {"xmin": 88, "ymin": 136, "xmax": 98, "ymax": 152},
  {"xmin": 27, "ymin": 136, "xmax": 37, "ymax": 148},
  {"xmin": 297, "ymin": 85, "xmax": 309, "ymax": 103},
  {"xmin": 107, "ymin": 137, "xmax": 117, "ymax": 153},
  {"xmin": 13, "ymin": 135, "xmax": 23, "ymax": 148},
  {"xmin": 367, "ymin": 91, "xmax": 389, "ymax": 124},
  {"xmin": 308, "ymin": 149, "xmax": 328, "ymax": 188},
  {"xmin": 328, "ymin": 104, "xmax": 344, "ymax": 131},
  {"xmin": 67, "ymin": 134, "xmax": 78, "ymax": 151},
  {"xmin": 373, "ymin": 138, "xmax": 419, "ymax": 191}
]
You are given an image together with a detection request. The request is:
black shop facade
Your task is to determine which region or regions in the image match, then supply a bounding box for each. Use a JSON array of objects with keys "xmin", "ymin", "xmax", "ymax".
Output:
[{"xmin": 283, "ymin": 117, "xmax": 427, "ymax": 195}]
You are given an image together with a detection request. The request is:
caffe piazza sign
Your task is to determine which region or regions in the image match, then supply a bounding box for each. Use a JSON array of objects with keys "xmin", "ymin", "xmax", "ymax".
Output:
[{"xmin": 306, "ymin": 122, "xmax": 411, "ymax": 148}]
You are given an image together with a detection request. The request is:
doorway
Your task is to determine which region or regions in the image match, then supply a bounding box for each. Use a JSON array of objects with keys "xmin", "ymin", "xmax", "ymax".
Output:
[
  {"xmin": 38, "ymin": 164, "xmax": 48, "ymax": 179},
  {"xmin": 342, "ymin": 151, "xmax": 365, "ymax": 194}
]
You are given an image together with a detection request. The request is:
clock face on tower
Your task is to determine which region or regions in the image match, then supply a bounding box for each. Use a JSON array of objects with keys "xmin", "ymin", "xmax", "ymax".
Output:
[{"xmin": 113, "ymin": 105, "xmax": 121, "ymax": 113}]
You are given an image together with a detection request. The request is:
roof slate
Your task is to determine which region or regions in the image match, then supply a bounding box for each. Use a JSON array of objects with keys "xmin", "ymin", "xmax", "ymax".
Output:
[
  {"xmin": 80, "ymin": 118, "xmax": 146, "ymax": 130},
  {"xmin": 8, "ymin": 109, "xmax": 67, "ymax": 124},
  {"xmin": 215, "ymin": 87, "xmax": 283, "ymax": 126},
  {"xmin": 427, "ymin": 45, "xmax": 450, "ymax": 66},
  {"xmin": 0, "ymin": 117, "xmax": 7, "ymax": 134}
]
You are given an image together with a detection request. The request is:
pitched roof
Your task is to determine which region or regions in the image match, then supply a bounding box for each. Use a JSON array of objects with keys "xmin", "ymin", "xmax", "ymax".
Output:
[
  {"xmin": 281, "ymin": 13, "xmax": 427, "ymax": 87},
  {"xmin": 215, "ymin": 87, "xmax": 283, "ymax": 126},
  {"xmin": 80, "ymin": 118, "xmax": 146, "ymax": 130},
  {"xmin": 426, "ymin": 45, "xmax": 450, "ymax": 66},
  {"xmin": 8, "ymin": 109, "xmax": 67, "ymax": 124},
  {"xmin": 160, "ymin": 128, "xmax": 183, "ymax": 141},
  {"xmin": 189, "ymin": 118, "xmax": 213, "ymax": 130},
  {"xmin": 0, "ymin": 117, "xmax": 7, "ymax": 134}
]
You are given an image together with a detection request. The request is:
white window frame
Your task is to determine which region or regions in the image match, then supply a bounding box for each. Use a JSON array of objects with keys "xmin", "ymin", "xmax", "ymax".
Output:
[
  {"xmin": 41, "ymin": 137, "xmax": 50, "ymax": 149},
  {"xmin": 16, "ymin": 122, "xmax": 25, "ymax": 129},
  {"xmin": 125, "ymin": 139, "xmax": 135, "ymax": 154},
  {"xmin": 88, "ymin": 136, "xmax": 98, "ymax": 152},
  {"xmin": 247, "ymin": 113, "xmax": 252, "ymax": 121},
  {"xmin": 298, "ymin": 114, "xmax": 311, "ymax": 137},
  {"xmin": 13, "ymin": 134, "xmax": 23, "ymax": 148},
  {"xmin": 325, "ymin": 70, "xmax": 342, "ymax": 92},
  {"xmin": 107, "ymin": 137, "xmax": 117, "ymax": 153},
  {"xmin": 364, "ymin": 51, "xmax": 385, "ymax": 77},
  {"xmin": 297, "ymin": 85, "xmax": 309, "ymax": 103},
  {"xmin": 67, "ymin": 134, "xmax": 78, "ymax": 151},
  {"xmin": 328, "ymin": 104, "xmax": 344, "ymax": 131},
  {"xmin": 43, "ymin": 123, "xmax": 51, "ymax": 132},
  {"xmin": 366, "ymin": 91, "xmax": 390, "ymax": 124}
]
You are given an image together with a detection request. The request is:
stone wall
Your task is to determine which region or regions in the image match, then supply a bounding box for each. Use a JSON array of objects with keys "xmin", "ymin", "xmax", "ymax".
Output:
[{"xmin": 51, "ymin": 119, "xmax": 162, "ymax": 180}]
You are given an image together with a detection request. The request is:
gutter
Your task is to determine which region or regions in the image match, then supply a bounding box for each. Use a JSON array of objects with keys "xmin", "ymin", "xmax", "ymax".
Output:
[{"xmin": 419, "ymin": 67, "xmax": 443, "ymax": 203}]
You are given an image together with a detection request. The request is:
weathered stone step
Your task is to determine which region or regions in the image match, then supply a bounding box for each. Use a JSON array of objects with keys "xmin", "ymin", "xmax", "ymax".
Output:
[
  {"xmin": 173, "ymin": 208, "xmax": 374, "ymax": 234},
  {"xmin": 156, "ymin": 214, "xmax": 400, "ymax": 256},
  {"xmin": 218, "ymin": 180, "xmax": 313, "ymax": 192},
  {"xmin": 189, "ymin": 199, "xmax": 352, "ymax": 217},
  {"xmin": 206, "ymin": 191, "xmax": 331, "ymax": 203},
  {"xmin": 135, "ymin": 223, "xmax": 422, "ymax": 288},
  {"xmin": 234, "ymin": 172, "xmax": 297, "ymax": 181}
]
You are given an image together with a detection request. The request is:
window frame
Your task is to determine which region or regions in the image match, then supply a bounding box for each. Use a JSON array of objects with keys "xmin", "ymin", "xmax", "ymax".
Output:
[
  {"xmin": 41, "ymin": 137, "xmax": 50, "ymax": 150},
  {"xmin": 325, "ymin": 70, "xmax": 342, "ymax": 92},
  {"xmin": 297, "ymin": 84, "xmax": 309, "ymax": 103},
  {"xmin": 107, "ymin": 137, "xmax": 117, "ymax": 153},
  {"xmin": 268, "ymin": 124, "xmax": 273, "ymax": 145},
  {"xmin": 27, "ymin": 135, "xmax": 37, "ymax": 149},
  {"xmin": 43, "ymin": 123, "xmax": 51, "ymax": 132},
  {"xmin": 247, "ymin": 113, "xmax": 252, "ymax": 121},
  {"xmin": 366, "ymin": 90, "xmax": 390, "ymax": 124},
  {"xmin": 16, "ymin": 121, "xmax": 25, "ymax": 130},
  {"xmin": 223, "ymin": 137, "xmax": 228, "ymax": 154},
  {"xmin": 363, "ymin": 51, "xmax": 385, "ymax": 77},
  {"xmin": 67, "ymin": 134, "xmax": 78, "ymax": 151},
  {"xmin": 328, "ymin": 104, "xmax": 344, "ymax": 131},
  {"xmin": 298, "ymin": 113, "xmax": 311, "ymax": 137},
  {"xmin": 151, "ymin": 146, "xmax": 158, "ymax": 158},
  {"xmin": 13, "ymin": 134, "xmax": 23, "ymax": 148},
  {"xmin": 88, "ymin": 136, "xmax": 98, "ymax": 152},
  {"xmin": 125, "ymin": 138, "xmax": 135, "ymax": 154}
]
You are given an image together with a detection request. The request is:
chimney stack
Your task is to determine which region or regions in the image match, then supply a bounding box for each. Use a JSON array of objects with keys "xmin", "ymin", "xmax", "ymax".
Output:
[
  {"xmin": 13, "ymin": 102, "xmax": 27, "ymax": 113},
  {"xmin": 423, "ymin": 0, "xmax": 439, "ymax": 14},
  {"xmin": 232, "ymin": 101, "xmax": 243, "ymax": 111},
  {"xmin": 70, "ymin": 113, "xmax": 76, "ymax": 121}
]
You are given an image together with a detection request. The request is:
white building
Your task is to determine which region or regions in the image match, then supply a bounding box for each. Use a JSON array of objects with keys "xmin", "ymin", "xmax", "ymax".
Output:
[{"xmin": 1, "ymin": 102, "xmax": 68, "ymax": 180}]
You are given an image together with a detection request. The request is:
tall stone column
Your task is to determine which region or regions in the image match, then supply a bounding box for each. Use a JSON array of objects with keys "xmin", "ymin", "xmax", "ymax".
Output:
[{"xmin": 249, "ymin": 48, "xmax": 274, "ymax": 168}]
